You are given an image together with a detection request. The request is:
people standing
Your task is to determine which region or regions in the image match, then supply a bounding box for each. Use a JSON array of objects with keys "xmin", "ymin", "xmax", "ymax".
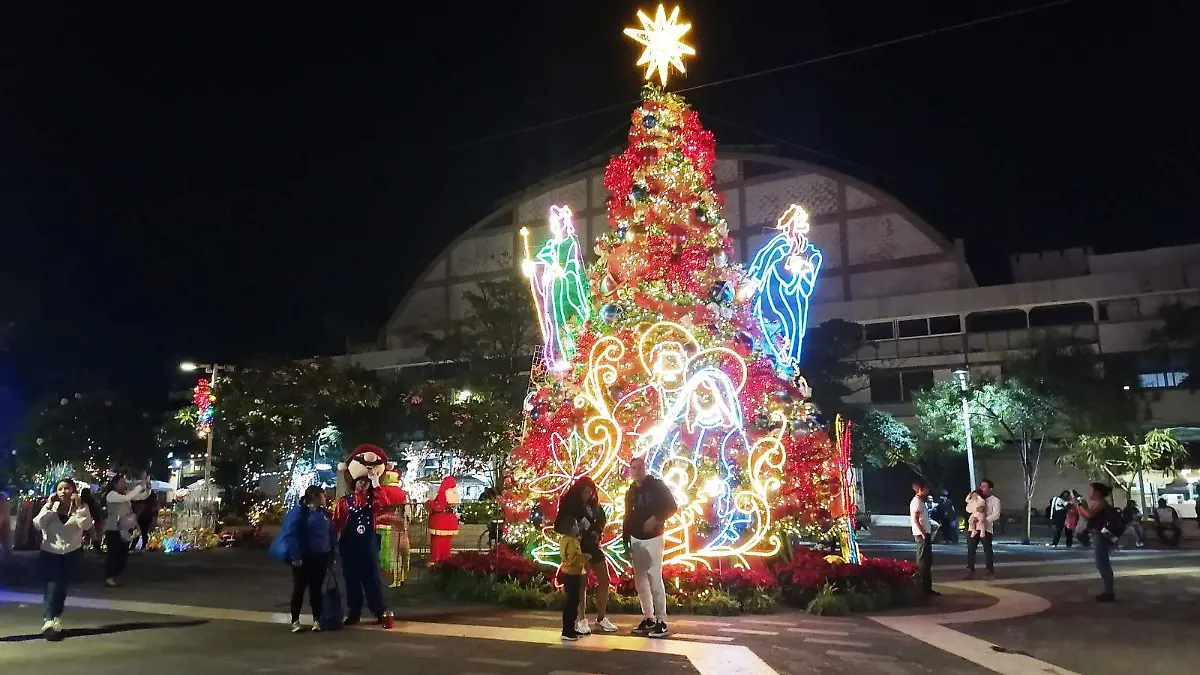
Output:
[
  {"xmin": 79, "ymin": 487, "xmax": 104, "ymax": 553},
  {"xmin": 937, "ymin": 489, "xmax": 958, "ymax": 543},
  {"xmin": 966, "ymin": 479, "xmax": 1000, "ymax": 580},
  {"xmin": 33, "ymin": 479, "xmax": 93, "ymax": 638},
  {"xmin": 1075, "ymin": 482, "xmax": 1117, "ymax": 602},
  {"xmin": 130, "ymin": 494, "xmax": 159, "ymax": 552},
  {"xmin": 1154, "ymin": 498, "xmax": 1182, "ymax": 547},
  {"xmin": 910, "ymin": 479, "xmax": 937, "ymax": 596},
  {"xmin": 555, "ymin": 512, "xmax": 589, "ymax": 641},
  {"xmin": 271, "ymin": 485, "xmax": 334, "ymax": 632},
  {"xmin": 622, "ymin": 456, "xmax": 677, "ymax": 638},
  {"xmin": 1048, "ymin": 491, "xmax": 1071, "ymax": 547},
  {"xmin": 1122, "ymin": 500, "xmax": 1145, "ymax": 549},
  {"xmin": 102, "ymin": 471, "xmax": 150, "ymax": 587},
  {"xmin": 333, "ymin": 475, "xmax": 394, "ymax": 628},
  {"xmin": 562, "ymin": 477, "xmax": 617, "ymax": 635}
]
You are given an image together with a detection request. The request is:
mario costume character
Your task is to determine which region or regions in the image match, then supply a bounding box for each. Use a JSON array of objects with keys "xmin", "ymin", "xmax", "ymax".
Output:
[
  {"xmin": 425, "ymin": 476, "xmax": 460, "ymax": 565},
  {"xmin": 333, "ymin": 444, "xmax": 399, "ymax": 627},
  {"xmin": 375, "ymin": 466, "xmax": 410, "ymax": 587}
]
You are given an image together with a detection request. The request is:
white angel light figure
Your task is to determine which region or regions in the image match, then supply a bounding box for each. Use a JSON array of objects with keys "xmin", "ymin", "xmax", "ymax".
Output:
[
  {"xmin": 521, "ymin": 205, "xmax": 590, "ymax": 370},
  {"xmin": 746, "ymin": 204, "xmax": 823, "ymax": 377}
]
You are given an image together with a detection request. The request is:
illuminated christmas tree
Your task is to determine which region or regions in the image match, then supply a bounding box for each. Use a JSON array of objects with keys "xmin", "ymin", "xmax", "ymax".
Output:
[{"xmin": 503, "ymin": 5, "xmax": 856, "ymax": 572}]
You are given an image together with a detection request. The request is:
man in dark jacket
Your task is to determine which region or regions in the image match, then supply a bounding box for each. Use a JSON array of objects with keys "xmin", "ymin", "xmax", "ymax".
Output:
[{"xmin": 622, "ymin": 456, "xmax": 677, "ymax": 639}]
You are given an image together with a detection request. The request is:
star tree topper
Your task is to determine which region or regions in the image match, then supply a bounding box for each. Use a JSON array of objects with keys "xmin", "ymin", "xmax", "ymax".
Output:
[{"xmin": 623, "ymin": 5, "xmax": 696, "ymax": 87}]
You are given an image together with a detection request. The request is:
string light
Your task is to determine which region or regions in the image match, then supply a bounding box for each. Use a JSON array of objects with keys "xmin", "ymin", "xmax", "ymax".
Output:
[
  {"xmin": 192, "ymin": 378, "xmax": 216, "ymax": 439},
  {"xmin": 522, "ymin": 206, "xmax": 591, "ymax": 367}
]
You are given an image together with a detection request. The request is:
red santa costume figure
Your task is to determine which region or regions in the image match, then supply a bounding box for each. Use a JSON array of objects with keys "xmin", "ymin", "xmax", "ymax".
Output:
[
  {"xmin": 425, "ymin": 476, "xmax": 460, "ymax": 565},
  {"xmin": 333, "ymin": 444, "xmax": 401, "ymax": 627}
]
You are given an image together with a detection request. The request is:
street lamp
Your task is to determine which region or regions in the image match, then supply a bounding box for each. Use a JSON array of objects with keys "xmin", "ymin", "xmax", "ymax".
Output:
[
  {"xmin": 953, "ymin": 368, "xmax": 978, "ymax": 489},
  {"xmin": 179, "ymin": 361, "xmax": 229, "ymax": 526}
]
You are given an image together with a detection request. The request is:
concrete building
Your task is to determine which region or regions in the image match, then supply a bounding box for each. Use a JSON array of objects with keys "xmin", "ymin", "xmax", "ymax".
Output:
[{"xmin": 344, "ymin": 149, "xmax": 1200, "ymax": 513}]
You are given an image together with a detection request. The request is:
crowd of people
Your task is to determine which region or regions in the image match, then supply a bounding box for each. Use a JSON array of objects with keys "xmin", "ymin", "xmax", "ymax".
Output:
[{"xmin": 911, "ymin": 477, "xmax": 1195, "ymax": 605}]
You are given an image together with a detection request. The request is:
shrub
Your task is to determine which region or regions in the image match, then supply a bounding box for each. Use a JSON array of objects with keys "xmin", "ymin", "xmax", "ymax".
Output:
[{"xmin": 807, "ymin": 583, "xmax": 851, "ymax": 616}]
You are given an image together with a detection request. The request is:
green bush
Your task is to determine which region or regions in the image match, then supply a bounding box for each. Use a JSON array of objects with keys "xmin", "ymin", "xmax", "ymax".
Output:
[
  {"xmin": 459, "ymin": 499, "xmax": 501, "ymax": 525},
  {"xmin": 741, "ymin": 589, "xmax": 780, "ymax": 614},
  {"xmin": 806, "ymin": 583, "xmax": 852, "ymax": 616}
]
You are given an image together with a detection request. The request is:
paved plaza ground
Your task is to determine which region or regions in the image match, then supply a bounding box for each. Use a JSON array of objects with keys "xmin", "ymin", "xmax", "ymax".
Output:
[{"xmin": 2, "ymin": 541, "xmax": 1198, "ymax": 675}]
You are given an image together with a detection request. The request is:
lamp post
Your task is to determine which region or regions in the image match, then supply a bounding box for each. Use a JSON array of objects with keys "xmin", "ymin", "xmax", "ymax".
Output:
[
  {"xmin": 180, "ymin": 361, "xmax": 228, "ymax": 527},
  {"xmin": 953, "ymin": 368, "xmax": 978, "ymax": 490}
]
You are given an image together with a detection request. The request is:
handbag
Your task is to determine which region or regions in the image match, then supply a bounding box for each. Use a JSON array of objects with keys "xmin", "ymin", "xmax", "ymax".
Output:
[{"xmin": 318, "ymin": 556, "xmax": 345, "ymax": 631}]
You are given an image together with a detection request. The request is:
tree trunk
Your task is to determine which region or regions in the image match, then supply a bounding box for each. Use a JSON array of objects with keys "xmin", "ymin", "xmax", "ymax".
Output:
[{"xmin": 1023, "ymin": 496, "xmax": 1032, "ymax": 545}]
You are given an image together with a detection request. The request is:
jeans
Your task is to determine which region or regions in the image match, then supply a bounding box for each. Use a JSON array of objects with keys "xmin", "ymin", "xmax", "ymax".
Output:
[
  {"xmin": 290, "ymin": 552, "xmax": 331, "ymax": 622},
  {"xmin": 630, "ymin": 535, "xmax": 667, "ymax": 622},
  {"xmin": 1093, "ymin": 531, "xmax": 1114, "ymax": 594},
  {"xmin": 104, "ymin": 530, "xmax": 129, "ymax": 579},
  {"xmin": 561, "ymin": 573, "xmax": 583, "ymax": 634},
  {"xmin": 914, "ymin": 535, "xmax": 933, "ymax": 593},
  {"xmin": 41, "ymin": 550, "xmax": 79, "ymax": 620},
  {"xmin": 966, "ymin": 532, "xmax": 994, "ymax": 572}
]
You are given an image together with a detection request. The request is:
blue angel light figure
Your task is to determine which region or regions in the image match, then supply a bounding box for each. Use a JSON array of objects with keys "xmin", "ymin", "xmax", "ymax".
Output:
[
  {"xmin": 521, "ymin": 205, "xmax": 591, "ymax": 370},
  {"xmin": 746, "ymin": 204, "xmax": 823, "ymax": 377}
]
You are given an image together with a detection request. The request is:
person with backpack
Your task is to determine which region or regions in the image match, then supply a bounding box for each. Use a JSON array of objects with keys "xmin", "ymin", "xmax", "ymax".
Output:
[
  {"xmin": 271, "ymin": 485, "xmax": 334, "ymax": 633},
  {"xmin": 1047, "ymin": 491, "xmax": 1070, "ymax": 547},
  {"xmin": 1074, "ymin": 482, "xmax": 1119, "ymax": 602}
]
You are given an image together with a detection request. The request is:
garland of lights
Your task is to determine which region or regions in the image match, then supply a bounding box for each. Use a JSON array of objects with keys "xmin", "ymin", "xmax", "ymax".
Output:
[{"xmin": 192, "ymin": 378, "xmax": 216, "ymax": 439}]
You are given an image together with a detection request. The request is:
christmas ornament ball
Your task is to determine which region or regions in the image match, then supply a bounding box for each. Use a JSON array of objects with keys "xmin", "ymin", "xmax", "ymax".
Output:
[
  {"xmin": 642, "ymin": 113, "xmax": 658, "ymax": 129},
  {"xmin": 599, "ymin": 303, "xmax": 623, "ymax": 324},
  {"xmin": 631, "ymin": 184, "xmax": 649, "ymax": 201},
  {"xmin": 709, "ymin": 280, "xmax": 735, "ymax": 304}
]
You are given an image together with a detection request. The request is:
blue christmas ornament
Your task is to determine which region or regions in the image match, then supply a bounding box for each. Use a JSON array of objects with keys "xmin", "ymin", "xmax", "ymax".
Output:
[
  {"xmin": 709, "ymin": 280, "xmax": 735, "ymax": 304},
  {"xmin": 599, "ymin": 303, "xmax": 623, "ymax": 324},
  {"xmin": 643, "ymin": 113, "xmax": 658, "ymax": 129},
  {"xmin": 616, "ymin": 226, "xmax": 630, "ymax": 242},
  {"xmin": 631, "ymin": 184, "xmax": 649, "ymax": 201}
]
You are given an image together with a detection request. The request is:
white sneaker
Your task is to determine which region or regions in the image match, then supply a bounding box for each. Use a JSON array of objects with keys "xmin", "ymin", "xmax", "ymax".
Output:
[
  {"xmin": 52, "ymin": 618, "xmax": 62, "ymax": 632},
  {"xmin": 290, "ymin": 621, "xmax": 303, "ymax": 633},
  {"xmin": 575, "ymin": 619, "xmax": 592, "ymax": 635},
  {"xmin": 41, "ymin": 619, "xmax": 56, "ymax": 633},
  {"xmin": 596, "ymin": 617, "xmax": 618, "ymax": 633},
  {"xmin": 310, "ymin": 624, "xmax": 322, "ymax": 632}
]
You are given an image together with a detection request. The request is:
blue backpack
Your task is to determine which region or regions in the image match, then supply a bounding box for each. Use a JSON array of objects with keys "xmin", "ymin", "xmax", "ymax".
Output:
[{"xmin": 268, "ymin": 507, "xmax": 303, "ymax": 564}]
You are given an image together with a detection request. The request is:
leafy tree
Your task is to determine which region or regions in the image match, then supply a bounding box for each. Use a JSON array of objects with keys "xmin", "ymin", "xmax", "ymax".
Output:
[
  {"xmin": 15, "ymin": 392, "xmax": 158, "ymax": 482},
  {"xmin": 179, "ymin": 359, "xmax": 384, "ymax": 499},
  {"xmin": 419, "ymin": 275, "xmax": 539, "ymax": 400},
  {"xmin": 1148, "ymin": 302, "xmax": 1200, "ymax": 391},
  {"xmin": 1058, "ymin": 428, "xmax": 1188, "ymax": 494},
  {"xmin": 416, "ymin": 276, "xmax": 537, "ymax": 486}
]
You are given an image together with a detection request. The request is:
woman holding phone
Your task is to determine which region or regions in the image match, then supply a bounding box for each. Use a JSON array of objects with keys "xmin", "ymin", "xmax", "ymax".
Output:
[
  {"xmin": 102, "ymin": 471, "xmax": 151, "ymax": 587},
  {"xmin": 34, "ymin": 479, "xmax": 93, "ymax": 638}
]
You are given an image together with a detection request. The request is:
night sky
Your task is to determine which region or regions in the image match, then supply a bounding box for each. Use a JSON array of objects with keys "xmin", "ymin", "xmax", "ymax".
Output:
[{"xmin": 1, "ymin": 0, "xmax": 1195, "ymax": 406}]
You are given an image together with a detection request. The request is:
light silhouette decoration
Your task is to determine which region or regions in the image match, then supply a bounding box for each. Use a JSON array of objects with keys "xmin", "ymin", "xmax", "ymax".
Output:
[{"xmin": 504, "ymin": 5, "xmax": 855, "ymax": 574}]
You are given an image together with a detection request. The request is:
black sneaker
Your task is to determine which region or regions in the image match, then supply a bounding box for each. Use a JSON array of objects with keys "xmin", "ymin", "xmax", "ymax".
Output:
[
  {"xmin": 1096, "ymin": 592, "xmax": 1116, "ymax": 603},
  {"xmin": 561, "ymin": 630, "xmax": 581, "ymax": 642},
  {"xmin": 648, "ymin": 621, "xmax": 669, "ymax": 638},
  {"xmin": 343, "ymin": 616, "xmax": 361, "ymax": 627},
  {"xmin": 632, "ymin": 618, "xmax": 655, "ymax": 635}
]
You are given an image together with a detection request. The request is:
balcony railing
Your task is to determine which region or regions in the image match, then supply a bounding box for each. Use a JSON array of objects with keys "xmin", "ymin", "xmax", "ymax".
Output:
[{"xmin": 855, "ymin": 324, "xmax": 1100, "ymax": 361}]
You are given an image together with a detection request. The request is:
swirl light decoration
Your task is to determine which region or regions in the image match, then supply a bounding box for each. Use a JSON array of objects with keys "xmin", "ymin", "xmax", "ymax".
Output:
[{"xmin": 504, "ymin": 6, "xmax": 840, "ymax": 575}]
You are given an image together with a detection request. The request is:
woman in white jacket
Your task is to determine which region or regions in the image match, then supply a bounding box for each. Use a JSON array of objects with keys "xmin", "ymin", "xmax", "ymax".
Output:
[
  {"xmin": 102, "ymin": 471, "xmax": 150, "ymax": 587},
  {"xmin": 34, "ymin": 479, "xmax": 94, "ymax": 637}
]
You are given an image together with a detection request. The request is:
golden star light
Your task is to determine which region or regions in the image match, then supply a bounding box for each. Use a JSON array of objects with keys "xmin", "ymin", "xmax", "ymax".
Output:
[{"xmin": 623, "ymin": 5, "xmax": 696, "ymax": 87}]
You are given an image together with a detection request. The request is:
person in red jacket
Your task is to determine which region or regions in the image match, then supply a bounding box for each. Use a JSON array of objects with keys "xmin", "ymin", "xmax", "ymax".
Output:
[{"xmin": 425, "ymin": 476, "xmax": 460, "ymax": 565}]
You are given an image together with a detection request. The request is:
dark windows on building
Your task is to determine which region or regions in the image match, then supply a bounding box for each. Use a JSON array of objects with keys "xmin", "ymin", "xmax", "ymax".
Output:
[
  {"xmin": 1098, "ymin": 298, "xmax": 1141, "ymax": 322},
  {"xmin": 1029, "ymin": 302, "xmax": 1094, "ymax": 327},
  {"xmin": 864, "ymin": 321, "xmax": 895, "ymax": 341},
  {"xmin": 966, "ymin": 309, "xmax": 1028, "ymax": 333},
  {"xmin": 870, "ymin": 369, "xmax": 935, "ymax": 403},
  {"xmin": 897, "ymin": 319, "xmax": 929, "ymax": 338},
  {"xmin": 928, "ymin": 315, "xmax": 963, "ymax": 336}
]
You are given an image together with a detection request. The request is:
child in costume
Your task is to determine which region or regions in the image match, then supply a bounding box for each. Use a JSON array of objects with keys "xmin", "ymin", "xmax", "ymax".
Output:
[
  {"xmin": 425, "ymin": 476, "xmax": 460, "ymax": 565},
  {"xmin": 375, "ymin": 467, "xmax": 410, "ymax": 587},
  {"xmin": 333, "ymin": 444, "xmax": 399, "ymax": 627}
]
